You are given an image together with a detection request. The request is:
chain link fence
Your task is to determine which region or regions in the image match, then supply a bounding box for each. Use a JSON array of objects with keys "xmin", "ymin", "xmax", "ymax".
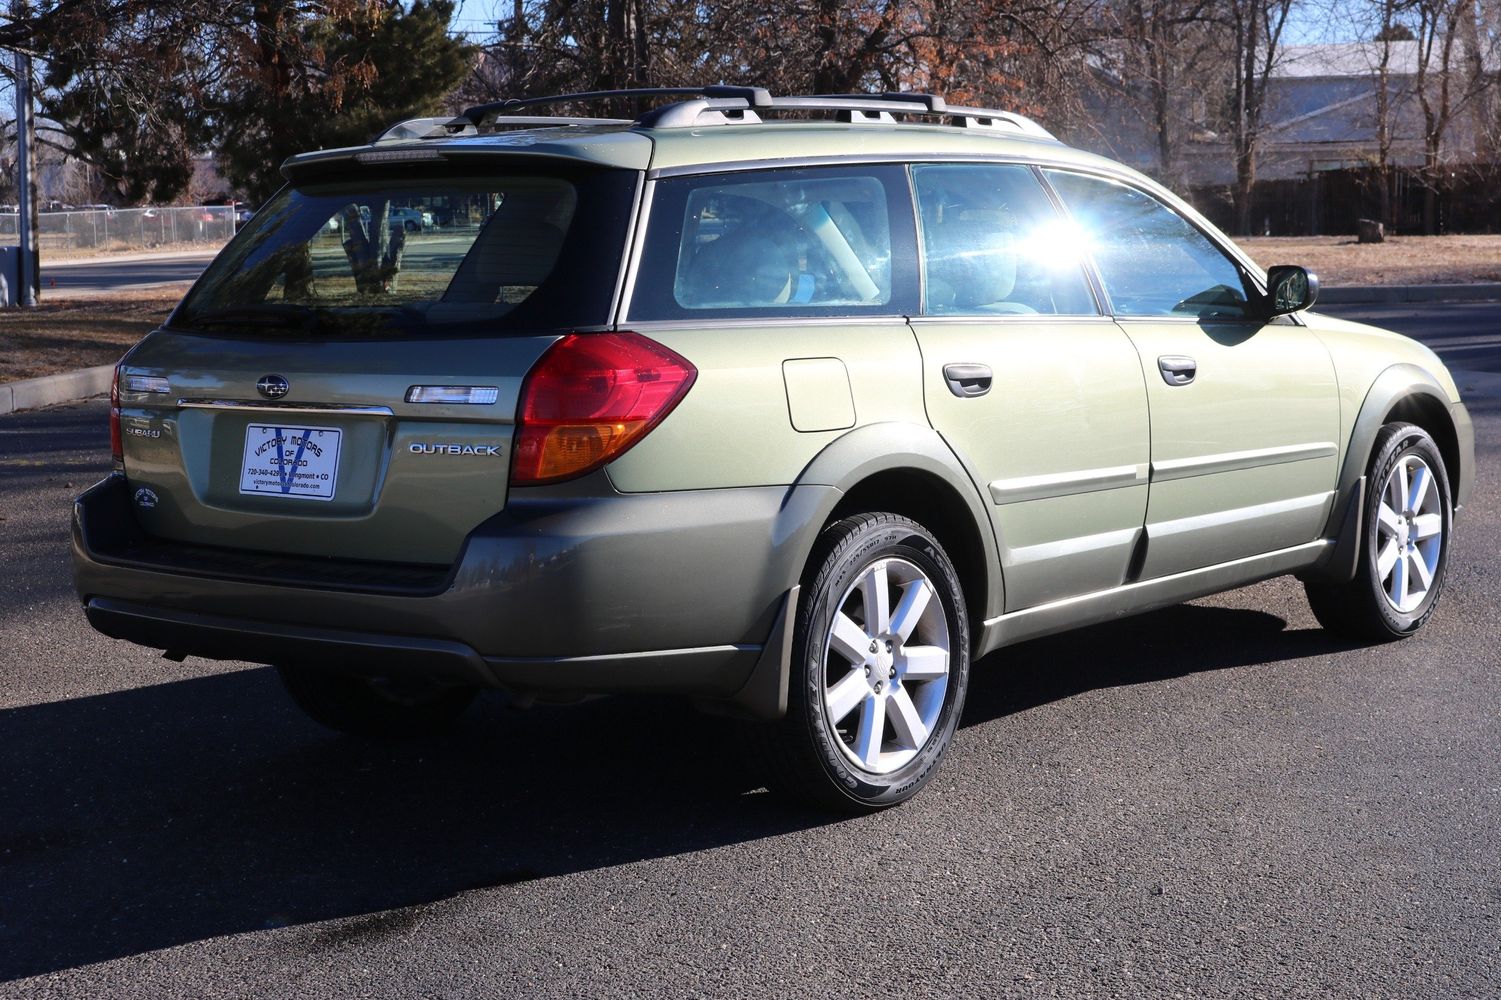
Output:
[{"xmin": 0, "ymin": 206, "xmax": 236, "ymax": 254}]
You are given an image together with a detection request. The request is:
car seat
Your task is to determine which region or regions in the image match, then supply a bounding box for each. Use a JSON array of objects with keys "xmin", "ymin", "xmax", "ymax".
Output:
[
  {"xmin": 444, "ymin": 201, "xmax": 568, "ymax": 305},
  {"xmin": 926, "ymin": 220, "xmax": 1035, "ymax": 314},
  {"xmin": 681, "ymin": 228, "xmax": 798, "ymax": 307}
]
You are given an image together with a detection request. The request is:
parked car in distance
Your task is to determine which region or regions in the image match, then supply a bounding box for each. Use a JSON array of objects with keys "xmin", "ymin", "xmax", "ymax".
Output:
[
  {"xmin": 74, "ymin": 87, "xmax": 1475, "ymax": 812},
  {"xmin": 321, "ymin": 204, "xmax": 427, "ymax": 234},
  {"xmin": 388, "ymin": 206, "xmax": 433, "ymax": 231}
]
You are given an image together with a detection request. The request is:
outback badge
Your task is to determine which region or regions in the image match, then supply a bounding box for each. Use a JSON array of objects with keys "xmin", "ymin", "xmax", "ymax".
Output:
[
  {"xmin": 256, "ymin": 374, "xmax": 290, "ymax": 400},
  {"xmin": 409, "ymin": 442, "xmax": 502, "ymax": 457}
]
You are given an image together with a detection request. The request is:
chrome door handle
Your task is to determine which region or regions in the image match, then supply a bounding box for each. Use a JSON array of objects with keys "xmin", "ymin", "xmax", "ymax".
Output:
[
  {"xmin": 943, "ymin": 363, "xmax": 993, "ymax": 398},
  {"xmin": 1158, "ymin": 356, "xmax": 1197, "ymax": 386}
]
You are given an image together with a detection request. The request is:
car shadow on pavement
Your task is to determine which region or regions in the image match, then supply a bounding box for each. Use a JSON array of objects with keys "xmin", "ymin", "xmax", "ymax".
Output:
[
  {"xmin": 0, "ymin": 602, "xmax": 1352, "ymax": 981},
  {"xmin": 963, "ymin": 602, "xmax": 1357, "ymax": 727},
  {"xmin": 0, "ymin": 668, "xmax": 821, "ymax": 982}
]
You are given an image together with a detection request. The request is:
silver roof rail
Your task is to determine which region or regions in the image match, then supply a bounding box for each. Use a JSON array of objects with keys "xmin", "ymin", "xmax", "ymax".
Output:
[
  {"xmin": 380, "ymin": 87, "xmax": 1056, "ymax": 142},
  {"xmin": 945, "ymin": 108, "xmax": 1055, "ymax": 140},
  {"xmin": 813, "ymin": 92, "xmax": 1056, "ymax": 140},
  {"xmin": 461, "ymin": 86, "xmax": 772, "ymax": 127}
]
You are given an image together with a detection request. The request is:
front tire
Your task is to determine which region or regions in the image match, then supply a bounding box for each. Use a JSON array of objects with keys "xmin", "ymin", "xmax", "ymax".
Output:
[
  {"xmin": 276, "ymin": 666, "xmax": 478, "ymax": 739},
  {"xmin": 1305, "ymin": 422, "xmax": 1453, "ymax": 640},
  {"xmin": 750, "ymin": 512, "xmax": 971, "ymax": 812}
]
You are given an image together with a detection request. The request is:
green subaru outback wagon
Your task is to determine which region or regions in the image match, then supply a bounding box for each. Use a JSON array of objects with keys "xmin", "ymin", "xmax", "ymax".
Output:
[{"xmin": 73, "ymin": 87, "xmax": 1475, "ymax": 810}]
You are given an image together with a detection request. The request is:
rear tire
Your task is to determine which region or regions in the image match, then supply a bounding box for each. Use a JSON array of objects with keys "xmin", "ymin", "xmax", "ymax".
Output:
[
  {"xmin": 1305, "ymin": 422, "xmax": 1452, "ymax": 641},
  {"xmin": 747, "ymin": 512, "xmax": 970, "ymax": 812},
  {"xmin": 276, "ymin": 666, "xmax": 478, "ymax": 739}
]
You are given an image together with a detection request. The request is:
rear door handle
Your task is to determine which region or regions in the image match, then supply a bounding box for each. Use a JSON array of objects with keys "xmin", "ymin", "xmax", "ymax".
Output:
[
  {"xmin": 943, "ymin": 363, "xmax": 993, "ymax": 398},
  {"xmin": 1158, "ymin": 356, "xmax": 1197, "ymax": 386}
]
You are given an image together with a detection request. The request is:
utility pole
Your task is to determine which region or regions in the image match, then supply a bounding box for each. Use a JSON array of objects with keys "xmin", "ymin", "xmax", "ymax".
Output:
[{"xmin": 14, "ymin": 47, "xmax": 38, "ymax": 305}]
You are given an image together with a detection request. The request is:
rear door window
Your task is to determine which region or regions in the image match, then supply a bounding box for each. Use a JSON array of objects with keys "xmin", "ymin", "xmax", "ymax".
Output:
[
  {"xmin": 912, "ymin": 163, "xmax": 1097, "ymax": 316},
  {"xmin": 628, "ymin": 165, "xmax": 918, "ymax": 321}
]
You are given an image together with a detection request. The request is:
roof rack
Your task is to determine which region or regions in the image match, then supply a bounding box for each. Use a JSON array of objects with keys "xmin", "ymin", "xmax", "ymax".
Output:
[{"xmin": 377, "ymin": 87, "xmax": 1056, "ymax": 144}]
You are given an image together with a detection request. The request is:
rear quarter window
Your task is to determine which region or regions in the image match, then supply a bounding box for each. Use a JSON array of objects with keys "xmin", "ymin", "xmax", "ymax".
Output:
[{"xmin": 628, "ymin": 165, "xmax": 918, "ymax": 321}]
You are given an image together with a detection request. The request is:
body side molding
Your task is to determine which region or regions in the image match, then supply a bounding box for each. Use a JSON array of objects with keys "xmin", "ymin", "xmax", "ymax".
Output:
[
  {"xmin": 976, "ymin": 539, "xmax": 1330, "ymax": 656},
  {"xmin": 1150, "ymin": 442, "xmax": 1337, "ymax": 482},
  {"xmin": 989, "ymin": 464, "xmax": 1148, "ymax": 504}
]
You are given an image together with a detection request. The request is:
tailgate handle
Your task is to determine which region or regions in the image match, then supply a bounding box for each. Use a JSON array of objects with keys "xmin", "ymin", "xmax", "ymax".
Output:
[{"xmin": 943, "ymin": 363, "xmax": 993, "ymax": 398}]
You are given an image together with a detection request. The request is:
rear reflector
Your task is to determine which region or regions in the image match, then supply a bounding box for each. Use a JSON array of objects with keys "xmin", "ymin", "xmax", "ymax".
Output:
[
  {"xmin": 109, "ymin": 366, "xmax": 123, "ymax": 467},
  {"xmin": 512, "ymin": 332, "xmax": 696, "ymax": 485},
  {"xmin": 405, "ymin": 385, "xmax": 500, "ymax": 405}
]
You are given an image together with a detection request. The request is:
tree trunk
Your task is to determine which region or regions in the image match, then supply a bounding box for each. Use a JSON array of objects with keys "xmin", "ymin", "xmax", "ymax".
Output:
[
  {"xmin": 1233, "ymin": 139, "xmax": 1256, "ymax": 235},
  {"xmin": 1423, "ymin": 142, "xmax": 1441, "ymax": 234},
  {"xmin": 813, "ymin": 0, "xmax": 842, "ymax": 94}
]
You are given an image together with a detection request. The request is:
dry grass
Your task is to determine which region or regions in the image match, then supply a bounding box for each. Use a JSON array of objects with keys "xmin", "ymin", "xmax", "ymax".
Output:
[
  {"xmin": 1239, "ymin": 234, "xmax": 1501, "ymax": 287},
  {"xmin": 41, "ymin": 240, "xmax": 226, "ymax": 263},
  {"xmin": 0, "ymin": 291, "xmax": 181, "ymax": 382}
]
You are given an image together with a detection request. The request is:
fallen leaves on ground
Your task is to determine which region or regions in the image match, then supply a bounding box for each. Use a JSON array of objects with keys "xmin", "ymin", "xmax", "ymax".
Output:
[{"xmin": 1, "ymin": 291, "xmax": 183, "ymax": 382}]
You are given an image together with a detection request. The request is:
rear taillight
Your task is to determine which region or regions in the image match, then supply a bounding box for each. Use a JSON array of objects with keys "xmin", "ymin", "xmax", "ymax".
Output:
[
  {"xmin": 512, "ymin": 332, "xmax": 697, "ymax": 485},
  {"xmin": 109, "ymin": 365, "xmax": 123, "ymax": 467}
]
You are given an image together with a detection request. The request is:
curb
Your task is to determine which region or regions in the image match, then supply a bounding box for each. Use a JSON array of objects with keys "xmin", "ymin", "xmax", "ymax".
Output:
[
  {"xmin": 0, "ymin": 364, "xmax": 113, "ymax": 416},
  {"xmin": 46, "ymin": 281, "xmax": 195, "ymax": 301},
  {"xmin": 1320, "ymin": 283, "xmax": 1501, "ymax": 304}
]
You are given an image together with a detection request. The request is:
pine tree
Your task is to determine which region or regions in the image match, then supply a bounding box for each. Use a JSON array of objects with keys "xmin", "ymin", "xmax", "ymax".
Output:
[
  {"xmin": 216, "ymin": 0, "xmax": 473, "ymax": 203},
  {"xmin": 30, "ymin": 0, "xmax": 471, "ymax": 204}
]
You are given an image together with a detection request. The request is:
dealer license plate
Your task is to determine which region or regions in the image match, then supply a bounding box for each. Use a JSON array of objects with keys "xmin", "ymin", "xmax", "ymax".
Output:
[{"xmin": 239, "ymin": 424, "xmax": 342, "ymax": 501}]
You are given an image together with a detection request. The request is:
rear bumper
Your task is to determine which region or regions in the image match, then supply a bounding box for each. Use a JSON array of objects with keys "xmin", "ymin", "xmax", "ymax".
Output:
[{"xmin": 73, "ymin": 474, "xmax": 830, "ymax": 712}]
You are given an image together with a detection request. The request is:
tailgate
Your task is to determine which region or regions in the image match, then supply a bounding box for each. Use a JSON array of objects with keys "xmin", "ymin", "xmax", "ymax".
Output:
[{"xmin": 116, "ymin": 332, "xmax": 555, "ymax": 565}]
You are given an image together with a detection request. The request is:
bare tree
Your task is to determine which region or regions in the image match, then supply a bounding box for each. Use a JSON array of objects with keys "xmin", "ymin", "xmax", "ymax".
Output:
[
  {"xmin": 1403, "ymin": 0, "xmax": 1496, "ymax": 231},
  {"xmin": 1223, "ymin": 0, "xmax": 1298, "ymax": 235},
  {"xmin": 456, "ymin": 0, "xmax": 1092, "ymax": 127},
  {"xmin": 1371, "ymin": 1, "xmax": 1414, "ymax": 227},
  {"xmin": 1087, "ymin": 0, "xmax": 1219, "ymax": 189}
]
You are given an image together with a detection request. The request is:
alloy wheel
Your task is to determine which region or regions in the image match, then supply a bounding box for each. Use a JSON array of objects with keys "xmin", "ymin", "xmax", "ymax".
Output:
[
  {"xmin": 822, "ymin": 557, "xmax": 951, "ymax": 774},
  {"xmin": 1375, "ymin": 454, "xmax": 1444, "ymax": 614}
]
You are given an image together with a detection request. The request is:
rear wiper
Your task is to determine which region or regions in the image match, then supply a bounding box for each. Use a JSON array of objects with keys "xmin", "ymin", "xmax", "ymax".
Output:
[{"xmin": 180, "ymin": 304, "xmax": 321, "ymax": 332}]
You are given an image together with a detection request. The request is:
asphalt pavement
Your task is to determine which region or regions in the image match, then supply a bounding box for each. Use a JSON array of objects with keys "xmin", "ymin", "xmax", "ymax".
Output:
[
  {"xmin": 38, "ymin": 252, "xmax": 218, "ymax": 297},
  {"xmin": 34, "ymin": 233, "xmax": 473, "ymax": 297},
  {"xmin": 1, "ymin": 309, "xmax": 1498, "ymax": 998},
  {"xmin": 1323, "ymin": 300, "xmax": 1501, "ymax": 380}
]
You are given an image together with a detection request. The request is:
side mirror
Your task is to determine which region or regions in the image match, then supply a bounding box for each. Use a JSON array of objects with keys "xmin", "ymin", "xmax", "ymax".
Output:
[{"xmin": 1264, "ymin": 264, "xmax": 1319, "ymax": 316}]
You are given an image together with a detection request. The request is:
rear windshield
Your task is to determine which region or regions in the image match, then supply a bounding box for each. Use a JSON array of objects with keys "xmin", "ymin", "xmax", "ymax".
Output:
[{"xmin": 173, "ymin": 167, "xmax": 636, "ymax": 337}]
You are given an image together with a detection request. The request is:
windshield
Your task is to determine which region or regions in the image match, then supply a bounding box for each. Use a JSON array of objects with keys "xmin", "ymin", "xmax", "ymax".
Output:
[{"xmin": 173, "ymin": 167, "xmax": 636, "ymax": 337}]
